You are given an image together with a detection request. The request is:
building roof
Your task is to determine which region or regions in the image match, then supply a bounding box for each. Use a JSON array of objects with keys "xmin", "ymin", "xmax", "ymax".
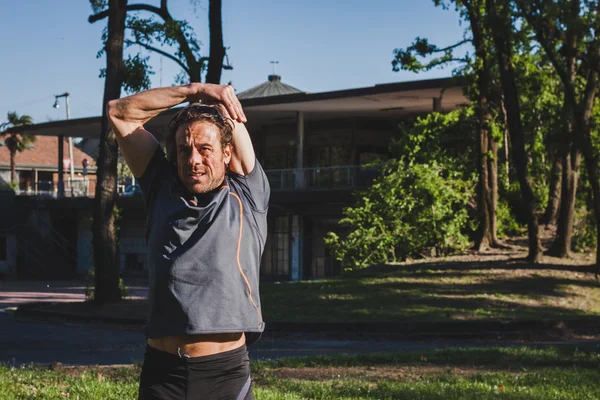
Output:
[
  {"xmin": 6, "ymin": 77, "xmax": 468, "ymax": 141},
  {"xmin": 0, "ymin": 135, "xmax": 96, "ymax": 171},
  {"xmin": 237, "ymin": 74, "xmax": 304, "ymax": 99}
]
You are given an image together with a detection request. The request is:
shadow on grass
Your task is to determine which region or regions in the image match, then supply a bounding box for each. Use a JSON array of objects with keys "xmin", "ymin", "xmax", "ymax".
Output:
[
  {"xmin": 261, "ymin": 256, "xmax": 600, "ymax": 322},
  {"xmin": 258, "ymin": 345, "xmax": 600, "ymax": 370}
]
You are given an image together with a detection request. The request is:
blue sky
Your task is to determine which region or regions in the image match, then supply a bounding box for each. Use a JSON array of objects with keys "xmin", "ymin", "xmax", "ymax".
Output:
[{"xmin": 0, "ymin": 0, "xmax": 467, "ymax": 124}]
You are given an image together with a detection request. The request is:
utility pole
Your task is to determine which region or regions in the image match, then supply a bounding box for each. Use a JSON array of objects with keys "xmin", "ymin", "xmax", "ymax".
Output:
[{"xmin": 54, "ymin": 92, "xmax": 75, "ymax": 197}]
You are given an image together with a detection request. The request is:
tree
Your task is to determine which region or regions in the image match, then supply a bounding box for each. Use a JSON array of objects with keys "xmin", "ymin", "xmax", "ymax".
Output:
[
  {"xmin": 392, "ymin": 0, "xmax": 502, "ymax": 251},
  {"xmin": 487, "ymin": 0, "xmax": 543, "ymax": 262},
  {"xmin": 89, "ymin": 0, "xmax": 230, "ymax": 85},
  {"xmin": 518, "ymin": 0, "xmax": 600, "ymax": 272},
  {"xmin": 90, "ymin": 0, "xmax": 127, "ymax": 302},
  {"xmin": 0, "ymin": 112, "xmax": 35, "ymax": 186}
]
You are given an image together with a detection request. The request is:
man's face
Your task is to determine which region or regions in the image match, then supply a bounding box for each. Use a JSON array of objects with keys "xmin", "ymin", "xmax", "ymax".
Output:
[{"xmin": 175, "ymin": 120, "xmax": 232, "ymax": 194}]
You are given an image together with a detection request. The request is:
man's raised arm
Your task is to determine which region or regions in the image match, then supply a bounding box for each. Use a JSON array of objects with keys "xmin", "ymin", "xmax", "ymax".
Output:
[
  {"xmin": 107, "ymin": 83, "xmax": 246, "ymax": 178},
  {"xmin": 209, "ymin": 103, "xmax": 255, "ymax": 176}
]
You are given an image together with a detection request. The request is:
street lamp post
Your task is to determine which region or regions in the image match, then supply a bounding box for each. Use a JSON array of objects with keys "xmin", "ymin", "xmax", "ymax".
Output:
[{"xmin": 53, "ymin": 92, "xmax": 74, "ymax": 197}]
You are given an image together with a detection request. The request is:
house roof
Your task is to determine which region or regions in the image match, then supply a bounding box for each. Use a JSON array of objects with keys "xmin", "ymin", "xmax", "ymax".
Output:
[
  {"xmin": 0, "ymin": 135, "xmax": 96, "ymax": 171},
  {"xmin": 237, "ymin": 74, "xmax": 304, "ymax": 99}
]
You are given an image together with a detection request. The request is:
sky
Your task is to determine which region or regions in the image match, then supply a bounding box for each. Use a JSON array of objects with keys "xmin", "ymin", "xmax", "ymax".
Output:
[{"xmin": 0, "ymin": 0, "xmax": 468, "ymax": 124}]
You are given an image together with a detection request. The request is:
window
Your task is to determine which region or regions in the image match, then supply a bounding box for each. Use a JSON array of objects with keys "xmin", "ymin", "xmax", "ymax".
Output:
[
  {"xmin": 262, "ymin": 215, "xmax": 290, "ymax": 279},
  {"xmin": 311, "ymin": 221, "xmax": 339, "ymax": 278}
]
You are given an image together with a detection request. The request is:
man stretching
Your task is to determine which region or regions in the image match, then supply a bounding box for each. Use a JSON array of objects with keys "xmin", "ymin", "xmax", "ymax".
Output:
[{"xmin": 107, "ymin": 83, "xmax": 269, "ymax": 400}]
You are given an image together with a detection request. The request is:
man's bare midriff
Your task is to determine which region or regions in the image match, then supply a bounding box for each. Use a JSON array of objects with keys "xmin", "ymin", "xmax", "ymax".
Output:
[{"xmin": 147, "ymin": 332, "xmax": 246, "ymax": 357}]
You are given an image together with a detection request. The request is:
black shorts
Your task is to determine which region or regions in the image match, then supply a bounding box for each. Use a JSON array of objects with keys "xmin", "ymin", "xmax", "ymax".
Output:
[{"xmin": 138, "ymin": 344, "xmax": 254, "ymax": 400}]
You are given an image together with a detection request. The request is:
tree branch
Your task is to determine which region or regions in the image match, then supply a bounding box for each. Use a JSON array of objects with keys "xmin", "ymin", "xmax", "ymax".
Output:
[
  {"xmin": 89, "ymin": 4, "xmax": 163, "ymax": 23},
  {"xmin": 431, "ymin": 39, "xmax": 472, "ymax": 53},
  {"xmin": 126, "ymin": 40, "xmax": 190, "ymax": 74},
  {"xmin": 89, "ymin": 1, "xmax": 200, "ymax": 81}
]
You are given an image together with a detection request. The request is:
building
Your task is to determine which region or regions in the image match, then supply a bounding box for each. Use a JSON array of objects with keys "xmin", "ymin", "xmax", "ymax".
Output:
[
  {"xmin": 0, "ymin": 135, "xmax": 97, "ymax": 197},
  {"xmin": 3, "ymin": 76, "xmax": 468, "ymax": 281},
  {"xmin": 0, "ymin": 135, "xmax": 97, "ymax": 278}
]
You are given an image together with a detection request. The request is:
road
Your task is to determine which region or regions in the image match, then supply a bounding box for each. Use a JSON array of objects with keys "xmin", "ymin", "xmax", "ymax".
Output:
[
  {"xmin": 1, "ymin": 280, "xmax": 598, "ymax": 366},
  {"xmin": 0, "ymin": 311, "xmax": 487, "ymax": 365}
]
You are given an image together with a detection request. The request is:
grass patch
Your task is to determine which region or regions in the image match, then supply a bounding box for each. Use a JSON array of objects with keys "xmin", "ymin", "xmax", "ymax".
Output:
[
  {"xmin": 1, "ymin": 346, "xmax": 599, "ymax": 399},
  {"xmin": 25, "ymin": 249, "xmax": 600, "ymax": 325},
  {"xmin": 260, "ymin": 252, "xmax": 600, "ymax": 323}
]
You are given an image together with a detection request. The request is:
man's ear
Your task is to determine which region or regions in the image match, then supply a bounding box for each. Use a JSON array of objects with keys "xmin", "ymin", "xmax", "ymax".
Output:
[{"xmin": 223, "ymin": 143, "xmax": 233, "ymax": 165}]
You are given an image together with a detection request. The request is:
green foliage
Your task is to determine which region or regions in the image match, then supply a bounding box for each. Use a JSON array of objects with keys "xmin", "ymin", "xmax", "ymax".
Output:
[
  {"xmin": 392, "ymin": 36, "xmax": 471, "ymax": 73},
  {"xmin": 325, "ymin": 159, "xmax": 474, "ymax": 270},
  {"xmin": 496, "ymin": 200, "xmax": 525, "ymax": 238},
  {"xmin": 99, "ymin": 53, "xmax": 154, "ymax": 94},
  {"xmin": 573, "ymin": 207, "xmax": 596, "ymax": 253},
  {"xmin": 394, "ymin": 108, "xmax": 477, "ymax": 179},
  {"xmin": 89, "ymin": 0, "xmax": 107, "ymax": 14},
  {"xmin": 91, "ymin": 1, "xmax": 208, "ymax": 88},
  {"xmin": 1, "ymin": 112, "xmax": 36, "ymax": 183},
  {"xmin": 325, "ymin": 108, "xmax": 478, "ymax": 270}
]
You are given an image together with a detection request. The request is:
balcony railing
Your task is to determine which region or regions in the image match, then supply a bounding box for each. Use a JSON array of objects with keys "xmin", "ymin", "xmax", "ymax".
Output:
[
  {"xmin": 265, "ymin": 165, "xmax": 379, "ymax": 191},
  {"xmin": 15, "ymin": 166, "xmax": 377, "ymax": 197},
  {"xmin": 16, "ymin": 178, "xmax": 91, "ymax": 198}
]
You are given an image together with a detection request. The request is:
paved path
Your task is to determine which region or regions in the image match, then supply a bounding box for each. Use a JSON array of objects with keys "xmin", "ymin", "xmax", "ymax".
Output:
[
  {"xmin": 0, "ymin": 312, "xmax": 488, "ymax": 365},
  {"xmin": 0, "ymin": 280, "xmax": 148, "ymax": 309},
  {"xmin": 0, "ymin": 280, "xmax": 472, "ymax": 365},
  {"xmin": 2, "ymin": 280, "xmax": 599, "ymax": 366}
]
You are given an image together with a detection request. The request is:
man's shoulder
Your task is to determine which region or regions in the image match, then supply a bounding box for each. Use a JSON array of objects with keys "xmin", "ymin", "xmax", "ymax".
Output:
[{"xmin": 226, "ymin": 162, "xmax": 270, "ymax": 213}]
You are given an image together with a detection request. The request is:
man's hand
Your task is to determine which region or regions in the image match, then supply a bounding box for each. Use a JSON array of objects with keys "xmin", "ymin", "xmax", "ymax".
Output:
[
  {"xmin": 191, "ymin": 83, "xmax": 247, "ymax": 123},
  {"xmin": 107, "ymin": 83, "xmax": 248, "ymax": 178}
]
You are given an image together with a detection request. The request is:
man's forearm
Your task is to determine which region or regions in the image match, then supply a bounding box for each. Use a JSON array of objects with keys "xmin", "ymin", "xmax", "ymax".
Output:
[
  {"xmin": 107, "ymin": 83, "xmax": 246, "ymax": 139},
  {"xmin": 107, "ymin": 84, "xmax": 199, "ymax": 137}
]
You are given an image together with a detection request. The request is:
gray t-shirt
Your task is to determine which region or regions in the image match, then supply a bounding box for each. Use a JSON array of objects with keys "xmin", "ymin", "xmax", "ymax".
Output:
[{"xmin": 138, "ymin": 146, "xmax": 269, "ymax": 344}]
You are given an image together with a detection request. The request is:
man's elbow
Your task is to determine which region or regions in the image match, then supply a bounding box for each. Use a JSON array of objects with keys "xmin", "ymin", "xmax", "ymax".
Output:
[{"xmin": 105, "ymin": 99, "xmax": 120, "ymax": 121}]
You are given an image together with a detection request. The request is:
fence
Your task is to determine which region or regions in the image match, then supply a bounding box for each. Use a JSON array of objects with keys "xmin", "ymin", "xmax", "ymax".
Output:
[
  {"xmin": 16, "ymin": 178, "xmax": 91, "ymax": 198},
  {"xmin": 265, "ymin": 165, "xmax": 379, "ymax": 191}
]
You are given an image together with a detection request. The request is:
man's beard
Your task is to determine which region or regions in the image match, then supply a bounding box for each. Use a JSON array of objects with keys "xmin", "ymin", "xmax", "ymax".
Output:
[{"xmin": 184, "ymin": 171, "xmax": 225, "ymax": 194}]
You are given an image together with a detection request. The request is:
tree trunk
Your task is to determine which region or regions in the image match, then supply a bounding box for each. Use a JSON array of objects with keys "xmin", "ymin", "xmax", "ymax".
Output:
[
  {"xmin": 475, "ymin": 108, "xmax": 493, "ymax": 251},
  {"xmin": 92, "ymin": 0, "xmax": 127, "ymax": 303},
  {"xmin": 488, "ymin": 0, "xmax": 542, "ymax": 262},
  {"xmin": 547, "ymin": 21, "xmax": 580, "ymax": 257},
  {"xmin": 189, "ymin": 64, "xmax": 202, "ymax": 83},
  {"xmin": 548, "ymin": 144, "xmax": 580, "ymax": 256},
  {"xmin": 488, "ymin": 136, "xmax": 500, "ymax": 245},
  {"xmin": 500, "ymin": 98, "xmax": 510, "ymax": 187},
  {"xmin": 574, "ymin": 62, "xmax": 599, "ymax": 277},
  {"xmin": 205, "ymin": 0, "xmax": 225, "ymax": 84},
  {"xmin": 543, "ymin": 151, "xmax": 562, "ymax": 226},
  {"xmin": 466, "ymin": 2, "xmax": 497, "ymax": 251},
  {"xmin": 9, "ymin": 146, "xmax": 16, "ymax": 186}
]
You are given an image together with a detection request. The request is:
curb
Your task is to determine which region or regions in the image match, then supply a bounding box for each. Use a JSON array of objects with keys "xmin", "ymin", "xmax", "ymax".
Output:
[{"xmin": 15, "ymin": 303, "xmax": 600, "ymax": 340}]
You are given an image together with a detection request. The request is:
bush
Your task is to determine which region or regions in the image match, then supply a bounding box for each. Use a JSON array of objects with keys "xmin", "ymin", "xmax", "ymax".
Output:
[
  {"xmin": 497, "ymin": 200, "xmax": 525, "ymax": 238},
  {"xmin": 325, "ymin": 159, "xmax": 474, "ymax": 270},
  {"xmin": 573, "ymin": 207, "xmax": 597, "ymax": 253}
]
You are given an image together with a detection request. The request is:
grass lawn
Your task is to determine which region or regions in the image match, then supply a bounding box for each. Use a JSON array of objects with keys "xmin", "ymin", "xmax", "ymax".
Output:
[
  {"xmin": 24, "ymin": 242, "xmax": 600, "ymax": 325},
  {"xmin": 261, "ymin": 250, "xmax": 600, "ymax": 323},
  {"xmin": 1, "ymin": 345, "xmax": 599, "ymax": 399}
]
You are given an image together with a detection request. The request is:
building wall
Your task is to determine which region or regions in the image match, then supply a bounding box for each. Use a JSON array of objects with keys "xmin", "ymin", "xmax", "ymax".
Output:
[
  {"xmin": 76, "ymin": 208, "xmax": 94, "ymax": 276},
  {"xmin": 119, "ymin": 216, "xmax": 147, "ymax": 276},
  {"xmin": 0, "ymin": 234, "xmax": 17, "ymax": 277}
]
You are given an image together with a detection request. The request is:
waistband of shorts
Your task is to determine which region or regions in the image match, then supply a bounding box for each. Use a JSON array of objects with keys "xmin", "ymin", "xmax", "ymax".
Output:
[{"xmin": 145, "ymin": 342, "xmax": 248, "ymax": 364}]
